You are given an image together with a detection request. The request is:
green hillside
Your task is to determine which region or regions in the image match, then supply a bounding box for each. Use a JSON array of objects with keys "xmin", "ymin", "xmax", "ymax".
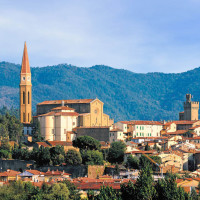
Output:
[{"xmin": 1, "ymin": 61, "xmax": 200, "ymax": 121}]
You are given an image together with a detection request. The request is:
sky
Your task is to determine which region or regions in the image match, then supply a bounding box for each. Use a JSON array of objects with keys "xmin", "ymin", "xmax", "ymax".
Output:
[{"xmin": 1, "ymin": 0, "xmax": 200, "ymax": 73}]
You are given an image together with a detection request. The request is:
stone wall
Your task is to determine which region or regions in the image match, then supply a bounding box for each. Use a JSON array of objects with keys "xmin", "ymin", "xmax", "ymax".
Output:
[
  {"xmin": 88, "ymin": 165, "xmax": 105, "ymax": 178},
  {"xmin": 76, "ymin": 127, "xmax": 110, "ymax": 142},
  {"xmin": 36, "ymin": 165, "xmax": 87, "ymax": 178},
  {"xmin": 0, "ymin": 159, "xmax": 35, "ymax": 172}
]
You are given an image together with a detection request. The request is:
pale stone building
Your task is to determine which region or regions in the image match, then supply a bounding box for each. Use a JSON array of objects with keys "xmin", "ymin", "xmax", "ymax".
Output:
[
  {"xmin": 115, "ymin": 121, "xmax": 163, "ymax": 138},
  {"xmin": 38, "ymin": 106, "xmax": 79, "ymax": 141},
  {"xmin": 109, "ymin": 128, "xmax": 125, "ymax": 143}
]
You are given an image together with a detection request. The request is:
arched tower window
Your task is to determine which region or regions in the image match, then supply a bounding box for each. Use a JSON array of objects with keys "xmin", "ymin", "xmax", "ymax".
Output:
[
  {"xmin": 28, "ymin": 92, "xmax": 30, "ymax": 104},
  {"xmin": 23, "ymin": 113, "xmax": 25, "ymax": 122},
  {"xmin": 23, "ymin": 91, "xmax": 25, "ymax": 104}
]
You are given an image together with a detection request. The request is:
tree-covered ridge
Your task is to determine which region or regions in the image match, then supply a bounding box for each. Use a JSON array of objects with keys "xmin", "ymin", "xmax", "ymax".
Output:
[{"xmin": 1, "ymin": 61, "xmax": 200, "ymax": 121}]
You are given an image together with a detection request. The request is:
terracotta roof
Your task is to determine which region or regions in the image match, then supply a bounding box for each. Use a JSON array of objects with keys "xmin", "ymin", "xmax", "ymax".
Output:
[
  {"xmin": 173, "ymin": 120, "xmax": 199, "ymax": 125},
  {"xmin": 120, "ymin": 121, "xmax": 162, "ymax": 125},
  {"xmin": 167, "ymin": 130, "xmax": 187, "ymax": 135},
  {"xmin": 189, "ymin": 125, "xmax": 200, "ymax": 130},
  {"xmin": 45, "ymin": 170, "xmax": 71, "ymax": 176},
  {"xmin": 51, "ymin": 106, "xmax": 75, "ymax": 111},
  {"xmin": 110, "ymin": 128, "xmax": 123, "ymax": 132},
  {"xmin": 38, "ymin": 111, "xmax": 79, "ymax": 117},
  {"xmin": 126, "ymin": 150, "xmax": 156, "ymax": 154},
  {"xmin": 76, "ymin": 126, "xmax": 110, "ymax": 129},
  {"xmin": 36, "ymin": 142, "xmax": 51, "ymax": 147},
  {"xmin": 164, "ymin": 122, "xmax": 176, "ymax": 126},
  {"xmin": 47, "ymin": 141, "xmax": 73, "ymax": 146},
  {"xmin": 26, "ymin": 170, "xmax": 44, "ymax": 175},
  {"xmin": 67, "ymin": 131, "xmax": 76, "ymax": 135},
  {"xmin": 0, "ymin": 170, "xmax": 20, "ymax": 177},
  {"xmin": 37, "ymin": 99, "xmax": 94, "ymax": 105},
  {"xmin": 21, "ymin": 42, "xmax": 31, "ymax": 74}
]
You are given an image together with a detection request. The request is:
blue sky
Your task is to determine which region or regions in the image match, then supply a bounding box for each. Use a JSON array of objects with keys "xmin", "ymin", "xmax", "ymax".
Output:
[{"xmin": 1, "ymin": 0, "xmax": 200, "ymax": 73}]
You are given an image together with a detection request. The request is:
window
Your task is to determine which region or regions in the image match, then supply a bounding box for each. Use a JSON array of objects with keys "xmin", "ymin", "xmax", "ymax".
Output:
[
  {"xmin": 137, "ymin": 133, "xmax": 138, "ymax": 136},
  {"xmin": 140, "ymin": 133, "xmax": 141, "ymax": 136},
  {"xmin": 28, "ymin": 113, "xmax": 29, "ymax": 122},
  {"xmin": 23, "ymin": 91, "xmax": 25, "ymax": 104},
  {"xmin": 73, "ymin": 122, "xmax": 75, "ymax": 126},
  {"xmin": 28, "ymin": 92, "xmax": 30, "ymax": 104},
  {"xmin": 23, "ymin": 113, "xmax": 25, "ymax": 122}
]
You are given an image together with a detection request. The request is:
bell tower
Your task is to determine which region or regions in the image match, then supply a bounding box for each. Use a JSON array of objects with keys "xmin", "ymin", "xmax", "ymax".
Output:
[{"xmin": 20, "ymin": 42, "xmax": 32, "ymax": 124}]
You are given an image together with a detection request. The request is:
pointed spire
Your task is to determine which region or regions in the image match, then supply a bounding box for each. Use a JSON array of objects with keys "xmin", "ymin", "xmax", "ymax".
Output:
[{"xmin": 21, "ymin": 42, "xmax": 30, "ymax": 73}]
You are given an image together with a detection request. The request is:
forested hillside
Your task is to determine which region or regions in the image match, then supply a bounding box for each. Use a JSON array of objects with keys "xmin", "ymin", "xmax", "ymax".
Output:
[{"xmin": 1, "ymin": 61, "xmax": 200, "ymax": 121}]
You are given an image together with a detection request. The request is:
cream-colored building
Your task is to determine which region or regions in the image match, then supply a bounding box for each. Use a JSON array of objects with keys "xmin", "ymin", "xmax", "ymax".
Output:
[
  {"xmin": 38, "ymin": 106, "xmax": 79, "ymax": 141},
  {"xmin": 109, "ymin": 128, "xmax": 125, "ymax": 143},
  {"xmin": 115, "ymin": 121, "xmax": 163, "ymax": 137},
  {"xmin": 159, "ymin": 152, "xmax": 183, "ymax": 171}
]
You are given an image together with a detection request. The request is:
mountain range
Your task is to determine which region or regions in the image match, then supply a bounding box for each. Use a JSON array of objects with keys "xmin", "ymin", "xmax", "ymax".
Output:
[{"xmin": 1, "ymin": 61, "xmax": 200, "ymax": 122}]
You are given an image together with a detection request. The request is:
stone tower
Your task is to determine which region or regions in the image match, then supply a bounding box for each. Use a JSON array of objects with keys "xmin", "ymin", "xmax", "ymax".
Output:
[
  {"xmin": 20, "ymin": 42, "xmax": 32, "ymax": 124},
  {"xmin": 183, "ymin": 94, "xmax": 199, "ymax": 120}
]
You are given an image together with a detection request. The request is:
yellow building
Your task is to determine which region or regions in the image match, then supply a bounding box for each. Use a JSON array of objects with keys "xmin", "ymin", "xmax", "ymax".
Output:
[
  {"xmin": 37, "ymin": 98, "xmax": 112, "ymax": 127},
  {"xmin": 19, "ymin": 42, "xmax": 32, "ymax": 124}
]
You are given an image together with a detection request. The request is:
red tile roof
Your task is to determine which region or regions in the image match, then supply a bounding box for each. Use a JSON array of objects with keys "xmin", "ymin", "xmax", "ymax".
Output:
[
  {"xmin": 110, "ymin": 128, "xmax": 123, "ymax": 132},
  {"xmin": 45, "ymin": 170, "xmax": 71, "ymax": 176},
  {"xmin": 38, "ymin": 111, "xmax": 79, "ymax": 117},
  {"xmin": 51, "ymin": 106, "xmax": 75, "ymax": 111},
  {"xmin": 26, "ymin": 170, "xmax": 44, "ymax": 175},
  {"xmin": 36, "ymin": 142, "xmax": 51, "ymax": 147},
  {"xmin": 167, "ymin": 130, "xmax": 187, "ymax": 135},
  {"xmin": 173, "ymin": 120, "xmax": 199, "ymax": 125},
  {"xmin": 37, "ymin": 99, "xmax": 94, "ymax": 105},
  {"xmin": 47, "ymin": 141, "xmax": 73, "ymax": 146},
  {"xmin": 120, "ymin": 121, "xmax": 162, "ymax": 125},
  {"xmin": 0, "ymin": 170, "xmax": 20, "ymax": 177}
]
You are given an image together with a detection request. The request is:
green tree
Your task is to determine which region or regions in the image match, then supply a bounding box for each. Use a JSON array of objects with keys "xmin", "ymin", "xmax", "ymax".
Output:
[
  {"xmin": 145, "ymin": 144, "xmax": 151, "ymax": 151},
  {"xmin": 50, "ymin": 145, "xmax": 65, "ymax": 166},
  {"xmin": 31, "ymin": 119, "xmax": 43, "ymax": 142},
  {"xmin": 108, "ymin": 141, "xmax": 126, "ymax": 164},
  {"xmin": 94, "ymin": 185, "xmax": 121, "ymax": 200},
  {"xmin": 190, "ymin": 188, "xmax": 198, "ymax": 200},
  {"xmin": 126, "ymin": 155, "xmax": 139, "ymax": 169},
  {"xmin": 81, "ymin": 150, "xmax": 104, "ymax": 165},
  {"xmin": 38, "ymin": 146, "xmax": 51, "ymax": 166},
  {"xmin": 62, "ymin": 180, "xmax": 81, "ymax": 200},
  {"xmin": 155, "ymin": 173, "xmax": 190, "ymax": 200},
  {"xmin": 65, "ymin": 149, "xmax": 82, "ymax": 165},
  {"xmin": 73, "ymin": 136, "xmax": 101, "ymax": 151},
  {"xmin": 139, "ymin": 155, "xmax": 161, "ymax": 171},
  {"xmin": 134, "ymin": 165, "xmax": 156, "ymax": 200},
  {"xmin": 121, "ymin": 181, "xmax": 135, "ymax": 199}
]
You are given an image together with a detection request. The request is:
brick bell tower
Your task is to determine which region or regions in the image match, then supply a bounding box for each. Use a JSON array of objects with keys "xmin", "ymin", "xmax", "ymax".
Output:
[{"xmin": 20, "ymin": 42, "xmax": 32, "ymax": 124}]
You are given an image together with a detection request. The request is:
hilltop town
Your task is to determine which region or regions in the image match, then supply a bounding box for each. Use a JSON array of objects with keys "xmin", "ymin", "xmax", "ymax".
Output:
[{"xmin": 1, "ymin": 43, "xmax": 200, "ymax": 199}]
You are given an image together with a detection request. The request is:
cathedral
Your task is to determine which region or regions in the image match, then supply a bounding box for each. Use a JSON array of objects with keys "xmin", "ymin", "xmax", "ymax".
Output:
[{"xmin": 19, "ymin": 43, "xmax": 112, "ymax": 141}]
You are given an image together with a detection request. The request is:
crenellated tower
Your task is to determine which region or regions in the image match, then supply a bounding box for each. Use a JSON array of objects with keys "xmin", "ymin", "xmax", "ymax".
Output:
[
  {"xmin": 20, "ymin": 42, "xmax": 32, "ymax": 124},
  {"xmin": 182, "ymin": 94, "xmax": 199, "ymax": 121}
]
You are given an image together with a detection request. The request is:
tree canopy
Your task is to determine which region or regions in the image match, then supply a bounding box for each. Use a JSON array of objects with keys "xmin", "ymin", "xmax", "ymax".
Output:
[
  {"xmin": 73, "ymin": 136, "xmax": 101, "ymax": 151},
  {"xmin": 107, "ymin": 141, "xmax": 126, "ymax": 164}
]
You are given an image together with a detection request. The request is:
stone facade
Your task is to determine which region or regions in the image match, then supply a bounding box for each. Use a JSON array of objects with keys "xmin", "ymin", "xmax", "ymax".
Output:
[
  {"xmin": 76, "ymin": 127, "xmax": 110, "ymax": 142},
  {"xmin": 37, "ymin": 98, "xmax": 111, "ymax": 128},
  {"xmin": 179, "ymin": 94, "xmax": 199, "ymax": 121}
]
